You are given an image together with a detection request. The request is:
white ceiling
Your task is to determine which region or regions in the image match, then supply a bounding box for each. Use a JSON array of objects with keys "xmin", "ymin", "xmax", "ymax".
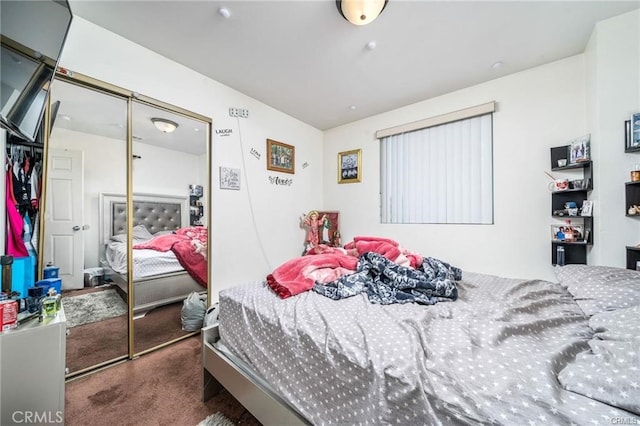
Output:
[
  {"xmin": 50, "ymin": 79, "xmax": 208, "ymax": 155},
  {"xmin": 67, "ymin": 0, "xmax": 640, "ymax": 131}
]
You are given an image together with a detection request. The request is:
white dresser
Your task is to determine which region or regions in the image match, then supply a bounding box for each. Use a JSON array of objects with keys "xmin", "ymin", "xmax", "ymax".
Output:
[{"xmin": 0, "ymin": 308, "xmax": 66, "ymax": 425}]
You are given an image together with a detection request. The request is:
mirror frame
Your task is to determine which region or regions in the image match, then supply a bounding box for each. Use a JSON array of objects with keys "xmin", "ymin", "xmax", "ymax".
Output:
[{"xmin": 40, "ymin": 70, "xmax": 212, "ymax": 376}]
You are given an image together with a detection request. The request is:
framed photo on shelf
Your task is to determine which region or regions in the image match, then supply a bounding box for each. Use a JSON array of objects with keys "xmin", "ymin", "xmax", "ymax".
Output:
[
  {"xmin": 581, "ymin": 200, "xmax": 593, "ymax": 217},
  {"xmin": 568, "ymin": 134, "xmax": 590, "ymax": 164},
  {"xmin": 551, "ymin": 224, "xmax": 584, "ymax": 242},
  {"xmin": 188, "ymin": 184, "xmax": 203, "ymax": 197},
  {"xmin": 338, "ymin": 149, "xmax": 362, "ymax": 184},
  {"xmin": 266, "ymin": 139, "xmax": 295, "ymax": 174}
]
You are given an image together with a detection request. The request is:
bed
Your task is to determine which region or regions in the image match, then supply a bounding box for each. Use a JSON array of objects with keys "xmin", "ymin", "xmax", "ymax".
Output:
[
  {"xmin": 202, "ymin": 239, "xmax": 640, "ymax": 425},
  {"xmin": 99, "ymin": 193, "xmax": 206, "ymax": 315}
]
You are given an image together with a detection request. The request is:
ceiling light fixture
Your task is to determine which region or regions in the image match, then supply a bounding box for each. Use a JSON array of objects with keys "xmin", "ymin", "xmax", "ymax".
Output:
[
  {"xmin": 151, "ymin": 117, "xmax": 179, "ymax": 133},
  {"xmin": 336, "ymin": 0, "xmax": 387, "ymax": 26}
]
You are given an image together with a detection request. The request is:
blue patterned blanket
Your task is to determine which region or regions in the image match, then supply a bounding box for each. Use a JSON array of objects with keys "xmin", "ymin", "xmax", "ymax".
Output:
[{"xmin": 313, "ymin": 252, "xmax": 460, "ymax": 305}]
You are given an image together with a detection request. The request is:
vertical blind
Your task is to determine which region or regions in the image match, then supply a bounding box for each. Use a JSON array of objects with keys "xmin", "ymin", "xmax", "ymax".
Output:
[{"xmin": 380, "ymin": 113, "xmax": 493, "ymax": 224}]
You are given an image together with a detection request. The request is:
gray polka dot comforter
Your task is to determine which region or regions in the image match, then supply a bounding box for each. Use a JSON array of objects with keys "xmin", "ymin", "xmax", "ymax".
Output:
[{"xmin": 218, "ymin": 271, "xmax": 640, "ymax": 425}]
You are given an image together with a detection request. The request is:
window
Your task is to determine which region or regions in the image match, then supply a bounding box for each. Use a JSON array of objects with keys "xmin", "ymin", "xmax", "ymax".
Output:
[{"xmin": 379, "ymin": 109, "xmax": 494, "ymax": 224}]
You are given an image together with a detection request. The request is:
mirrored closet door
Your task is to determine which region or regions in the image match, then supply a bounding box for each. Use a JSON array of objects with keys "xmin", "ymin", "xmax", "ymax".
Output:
[
  {"xmin": 44, "ymin": 77, "xmax": 129, "ymax": 376},
  {"xmin": 40, "ymin": 71, "xmax": 211, "ymax": 374},
  {"xmin": 130, "ymin": 100, "xmax": 209, "ymax": 354}
]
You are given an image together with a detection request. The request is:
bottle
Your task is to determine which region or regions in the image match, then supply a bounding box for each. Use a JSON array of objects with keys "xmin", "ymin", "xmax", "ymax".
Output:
[
  {"xmin": 41, "ymin": 288, "xmax": 59, "ymax": 318},
  {"xmin": 556, "ymin": 246, "xmax": 566, "ymax": 266},
  {"xmin": 1, "ymin": 255, "xmax": 13, "ymax": 294}
]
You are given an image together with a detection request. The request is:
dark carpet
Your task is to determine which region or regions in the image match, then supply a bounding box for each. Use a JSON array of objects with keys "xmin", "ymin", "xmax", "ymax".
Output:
[
  {"xmin": 65, "ymin": 335, "xmax": 261, "ymax": 426},
  {"xmin": 65, "ymin": 287, "xmax": 192, "ymax": 374}
]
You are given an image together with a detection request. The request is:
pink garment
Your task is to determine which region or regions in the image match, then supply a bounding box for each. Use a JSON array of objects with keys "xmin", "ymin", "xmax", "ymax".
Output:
[{"xmin": 5, "ymin": 171, "xmax": 28, "ymax": 257}]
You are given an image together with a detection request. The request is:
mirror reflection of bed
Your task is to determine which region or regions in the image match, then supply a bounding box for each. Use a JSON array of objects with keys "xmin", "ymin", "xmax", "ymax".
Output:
[
  {"xmin": 44, "ymin": 76, "xmax": 210, "ymax": 375},
  {"xmin": 131, "ymin": 100, "xmax": 208, "ymax": 354},
  {"xmin": 100, "ymin": 195, "xmax": 204, "ymax": 315},
  {"xmin": 100, "ymin": 194, "xmax": 207, "ymax": 352}
]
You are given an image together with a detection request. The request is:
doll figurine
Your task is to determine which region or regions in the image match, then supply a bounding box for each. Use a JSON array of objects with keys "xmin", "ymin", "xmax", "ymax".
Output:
[{"xmin": 302, "ymin": 210, "xmax": 327, "ymax": 249}]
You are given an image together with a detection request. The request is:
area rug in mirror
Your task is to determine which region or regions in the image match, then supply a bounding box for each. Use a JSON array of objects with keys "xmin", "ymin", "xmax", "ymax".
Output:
[{"xmin": 62, "ymin": 289, "xmax": 127, "ymax": 328}]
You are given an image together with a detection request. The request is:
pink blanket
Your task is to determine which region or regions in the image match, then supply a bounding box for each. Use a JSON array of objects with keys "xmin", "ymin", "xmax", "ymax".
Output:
[
  {"xmin": 268, "ymin": 235, "xmax": 425, "ymax": 299},
  {"xmin": 344, "ymin": 236, "xmax": 423, "ymax": 268},
  {"xmin": 134, "ymin": 226, "xmax": 208, "ymax": 287},
  {"xmin": 267, "ymin": 252, "xmax": 358, "ymax": 299}
]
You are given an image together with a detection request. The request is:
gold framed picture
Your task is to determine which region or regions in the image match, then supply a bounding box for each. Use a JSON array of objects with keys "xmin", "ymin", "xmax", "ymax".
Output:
[
  {"xmin": 266, "ymin": 139, "xmax": 295, "ymax": 174},
  {"xmin": 338, "ymin": 149, "xmax": 362, "ymax": 184}
]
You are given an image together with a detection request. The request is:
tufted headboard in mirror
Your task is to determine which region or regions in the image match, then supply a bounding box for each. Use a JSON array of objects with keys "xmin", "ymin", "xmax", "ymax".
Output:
[
  {"xmin": 99, "ymin": 193, "xmax": 189, "ymax": 258},
  {"xmin": 110, "ymin": 200, "xmax": 182, "ymax": 236}
]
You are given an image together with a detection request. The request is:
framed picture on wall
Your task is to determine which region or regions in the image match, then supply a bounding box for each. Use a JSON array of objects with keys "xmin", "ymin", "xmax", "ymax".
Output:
[
  {"xmin": 266, "ymin": 139, "xmax": 295, "ymax": 174},
  {"xmin": 338, "ymin": 149, "xmax": 361, "ymax": 184},
  {"xmin": 631, "ymin": 113, "xmax": 640, "ymax": 148},
  {"xmin": 219, "ymin": 167, "xmax": 241, "ymax": 190}
]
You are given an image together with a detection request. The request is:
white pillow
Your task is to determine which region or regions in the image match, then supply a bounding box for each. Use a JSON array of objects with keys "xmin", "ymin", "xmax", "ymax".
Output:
[{"xmin": 110, "ymin": 224, "xmax": 154, "ymax": 243}]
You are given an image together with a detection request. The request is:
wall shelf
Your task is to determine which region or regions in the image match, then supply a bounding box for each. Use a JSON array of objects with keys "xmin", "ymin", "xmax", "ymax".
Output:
[
  {"xmin": 625, "ymin": 181, "xmax": 640, "ymax": 217},
  {"xmin": 625, "ymin": 246, "xmax": 640, "ymax": 270},
  {"xmin": 549, "ymin": 146, "xmax": 593, "ymax": 265}
]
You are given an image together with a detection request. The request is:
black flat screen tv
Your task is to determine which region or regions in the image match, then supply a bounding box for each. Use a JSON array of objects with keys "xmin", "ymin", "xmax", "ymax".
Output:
[{"xmin": 0, "ymin": 0, "xmax": 73, "ymax": 143}]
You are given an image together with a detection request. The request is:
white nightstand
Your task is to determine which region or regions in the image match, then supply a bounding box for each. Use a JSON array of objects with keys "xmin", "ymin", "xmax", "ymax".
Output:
[{"xmin": 0, "ymin": 307, "xmax": 66, "ymax": 425}]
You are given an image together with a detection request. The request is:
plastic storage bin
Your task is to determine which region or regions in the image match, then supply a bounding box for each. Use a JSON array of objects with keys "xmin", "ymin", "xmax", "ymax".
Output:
[
  {"xmin": 36, "ymin": 278, "xmax": 62, "ymax": 294},
  {"xmin": 43, "ymin": 266, "xmax": 59, "ymax": 279},
  {"xmin": 10, "ymin": 256, "xmax": 36, "ymax": 298},
  {"xmin": 83, "ymin": 267, "xmax": 104, "ymax": 287}
]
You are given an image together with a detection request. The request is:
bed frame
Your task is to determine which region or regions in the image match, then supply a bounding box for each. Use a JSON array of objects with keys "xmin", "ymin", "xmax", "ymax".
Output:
[
  {"xmin": 201, "ymin": 324, "xmax": 309, "ymax": 425},
  {"xmin": 99, "ymin": 193, "xmax": 205, "ymax": 315}
]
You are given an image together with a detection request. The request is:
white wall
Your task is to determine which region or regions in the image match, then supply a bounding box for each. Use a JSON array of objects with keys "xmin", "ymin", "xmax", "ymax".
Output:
[
  {"xmin": 323, "ymin": 56, "xmax": 588, "ymax": 282},
  {"xmin": 586, "ymin": 9, "xmax": 640, "ymax": 266},
  {"xmin": 132, "ymin": 141, "xmax": 203, "ymax": 197},
  {"xmin": 57, "ymin": 17, "xmax": 324, "ymax": 300},
  {"xmin": 323, "ymin": 9, "xmax": 640, "ymax": 282},
  {"xmin": 3, "ymin": 11, "xmax": 636, "ymax": 295}
]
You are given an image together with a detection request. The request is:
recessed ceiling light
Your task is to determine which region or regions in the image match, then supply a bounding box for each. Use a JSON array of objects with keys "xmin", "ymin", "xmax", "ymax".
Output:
[
  {"xmin": 491, "ymin": 61, "xmax": 504, "ymax": 70},
  {"xmin": 366, "ymin": 41, "xmax": 377, "ymax": 51},
  {"xmin": 59, "ymin": 114, "xmax": 71, "ymax": 121},
  {"xmin": 218, "ymin": 7, "xmax": 231, "ymax": 18},
  {"xmin": 194, "ymin": 128, "xmax": 200, "ymax": 132},
  {"xmin": 349, "ymin": 105, "xmax": 357, "ymax": 110}
]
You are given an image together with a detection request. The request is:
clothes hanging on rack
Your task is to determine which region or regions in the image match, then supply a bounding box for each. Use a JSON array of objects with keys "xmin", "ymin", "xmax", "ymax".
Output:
[
  {"xmin": 5, "ymin": 144, "xmax": 42, "ymax": 257},
  {"xmin": 5, "ymin": 167, "xmax": 29, "ymax": 257}
]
